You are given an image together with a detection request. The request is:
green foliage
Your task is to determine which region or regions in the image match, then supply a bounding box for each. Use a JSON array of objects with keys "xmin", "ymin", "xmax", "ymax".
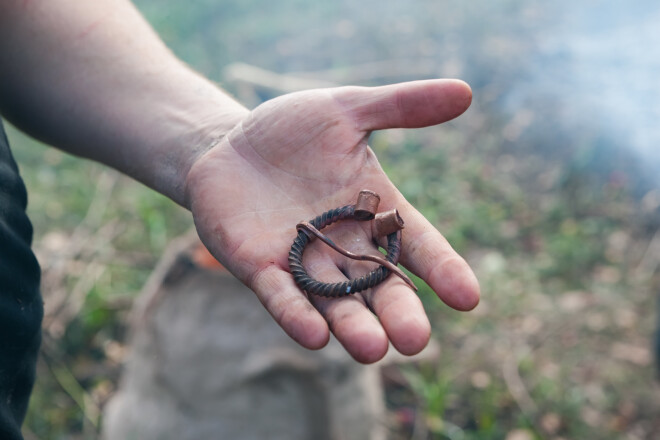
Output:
[
  {"xmin": 9, "ymin": 0, "xmax": 659, "ymax": 439},
  {"xmin": 8, "ymin": 126, "xmax": 192, "ymax": 440}
]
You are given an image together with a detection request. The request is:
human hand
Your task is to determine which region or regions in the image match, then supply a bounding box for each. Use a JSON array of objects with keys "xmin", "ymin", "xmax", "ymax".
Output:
[{"xmin": 184, "ymin": 79, "xmax": 480, "ymax": 363}]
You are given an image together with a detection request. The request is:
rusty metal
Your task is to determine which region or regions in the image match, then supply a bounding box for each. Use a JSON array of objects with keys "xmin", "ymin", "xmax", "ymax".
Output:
[
  {"xmin": 373, "ymin": 209, "xmax": 405, "ymax": 237},
  {"xmin": 354, "ymin": 189, "xmax": 380, "ymax": 221},
  {"xmin": 296, "ymin": 221, "xmax": 416, "ymax": 290},
  {"xmin": 288, "ymin": 190, "xmax": 418, "ymax": 297}
]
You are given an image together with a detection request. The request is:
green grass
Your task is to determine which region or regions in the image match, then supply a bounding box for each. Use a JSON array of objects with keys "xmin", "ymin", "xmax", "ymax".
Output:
[
  {"xmin": 8, "ymin": 126, "xmax": 192, "ymax": 440},
  {"xmin": 9, "ymin": 0, "xmax": 660, "ymax": 438},
  {"xmin": 378, "ymin": 119, "xmax": 658, "ymax": 439}
]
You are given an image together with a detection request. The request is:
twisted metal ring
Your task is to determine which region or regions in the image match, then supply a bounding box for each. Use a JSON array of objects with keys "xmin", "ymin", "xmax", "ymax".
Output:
[{"xmin": 288, "ymin": 191, "xmax": 416, "ymax": 297}]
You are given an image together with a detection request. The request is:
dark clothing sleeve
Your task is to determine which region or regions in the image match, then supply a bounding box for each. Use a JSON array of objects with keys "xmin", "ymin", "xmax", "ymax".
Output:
[{"xmin": 0, "ymin": 120, "xmax": 43, "ymax": 440}]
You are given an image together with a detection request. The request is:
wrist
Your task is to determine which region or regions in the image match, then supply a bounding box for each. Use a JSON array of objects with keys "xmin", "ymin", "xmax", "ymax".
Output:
[{"xmin": 157, "ymin": 100, "xmax": 249, "ymax": 207}]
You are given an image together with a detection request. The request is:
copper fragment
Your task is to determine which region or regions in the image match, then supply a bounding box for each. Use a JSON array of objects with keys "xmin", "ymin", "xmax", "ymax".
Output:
[
  {"xmin": 373, "ymin": 209, "xmax": 405, "ymax": 237},
  {"xmin": 354, "ymin": 190, "xmax": 381, "ymax": 221}
]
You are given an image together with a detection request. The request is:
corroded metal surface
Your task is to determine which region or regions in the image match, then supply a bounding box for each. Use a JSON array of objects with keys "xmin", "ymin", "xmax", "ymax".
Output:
[{"xmin": 288, "ymin": 190, "xmax": 416, "ymax": 297}]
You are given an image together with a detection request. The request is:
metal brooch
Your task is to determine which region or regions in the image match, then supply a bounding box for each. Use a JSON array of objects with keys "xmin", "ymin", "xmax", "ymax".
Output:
[{"xmin": 288, "ymin": 190, "xmax": 417, "ymax": 297}]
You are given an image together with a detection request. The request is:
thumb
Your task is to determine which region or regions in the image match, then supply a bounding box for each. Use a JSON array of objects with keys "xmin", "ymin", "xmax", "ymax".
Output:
[{"xmin": 331, "ymin": 79, "xmax": 472, "ymax": 132}]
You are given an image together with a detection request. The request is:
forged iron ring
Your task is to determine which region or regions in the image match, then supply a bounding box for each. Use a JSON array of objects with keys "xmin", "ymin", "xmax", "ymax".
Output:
[{"xmin": 288, "ymin": 191, "xmax": 413, "ymax": 298}]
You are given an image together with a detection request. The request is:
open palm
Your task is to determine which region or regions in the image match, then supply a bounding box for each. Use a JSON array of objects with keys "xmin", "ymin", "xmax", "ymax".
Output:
[{"xmin": 184, "ymin": 79, "xmax": 480, "ymax": 363}]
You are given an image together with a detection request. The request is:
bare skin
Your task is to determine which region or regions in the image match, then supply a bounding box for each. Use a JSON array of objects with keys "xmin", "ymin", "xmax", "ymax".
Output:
[
  {"xmin": 0, "ymin": 0, "xmax": 480, "ymax": 363},
  {"xmin": 185, "ymin": 81, "xmax": 480, "ymax": 362}
]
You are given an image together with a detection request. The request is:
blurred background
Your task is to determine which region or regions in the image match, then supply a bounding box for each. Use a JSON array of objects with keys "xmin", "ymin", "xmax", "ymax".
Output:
[{"xmin": 7, "ymin": 0, "xmax": 660, "ymax": 438}]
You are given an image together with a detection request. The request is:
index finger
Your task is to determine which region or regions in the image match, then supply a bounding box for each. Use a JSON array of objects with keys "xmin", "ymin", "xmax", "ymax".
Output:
[{"xmin": 397, "ymin": 200, "xmax": 480, "ymax": 311}]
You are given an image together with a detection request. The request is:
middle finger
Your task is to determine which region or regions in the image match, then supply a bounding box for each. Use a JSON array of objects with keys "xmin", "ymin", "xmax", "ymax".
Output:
[{"xmin": 303, "ymin": 242, "xmax": 389, "ymax": 363}]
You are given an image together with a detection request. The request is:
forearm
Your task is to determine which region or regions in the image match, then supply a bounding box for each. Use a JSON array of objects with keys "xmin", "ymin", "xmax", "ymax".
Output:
[{"xmin": 0, "ymin": 0, "xmax": 248, "ymax": 206}]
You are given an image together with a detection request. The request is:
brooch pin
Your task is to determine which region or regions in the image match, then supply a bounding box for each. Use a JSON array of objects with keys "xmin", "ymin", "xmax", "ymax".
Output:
[{"xmin": 288, "ymin": 190, "xmax": 417, "ymax": 297}]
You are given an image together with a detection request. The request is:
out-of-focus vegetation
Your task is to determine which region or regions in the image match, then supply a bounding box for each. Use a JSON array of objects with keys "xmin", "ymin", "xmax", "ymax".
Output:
[{"xmin": 9, "ymin": 0, "xmax": 660, "ymax": 439}]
